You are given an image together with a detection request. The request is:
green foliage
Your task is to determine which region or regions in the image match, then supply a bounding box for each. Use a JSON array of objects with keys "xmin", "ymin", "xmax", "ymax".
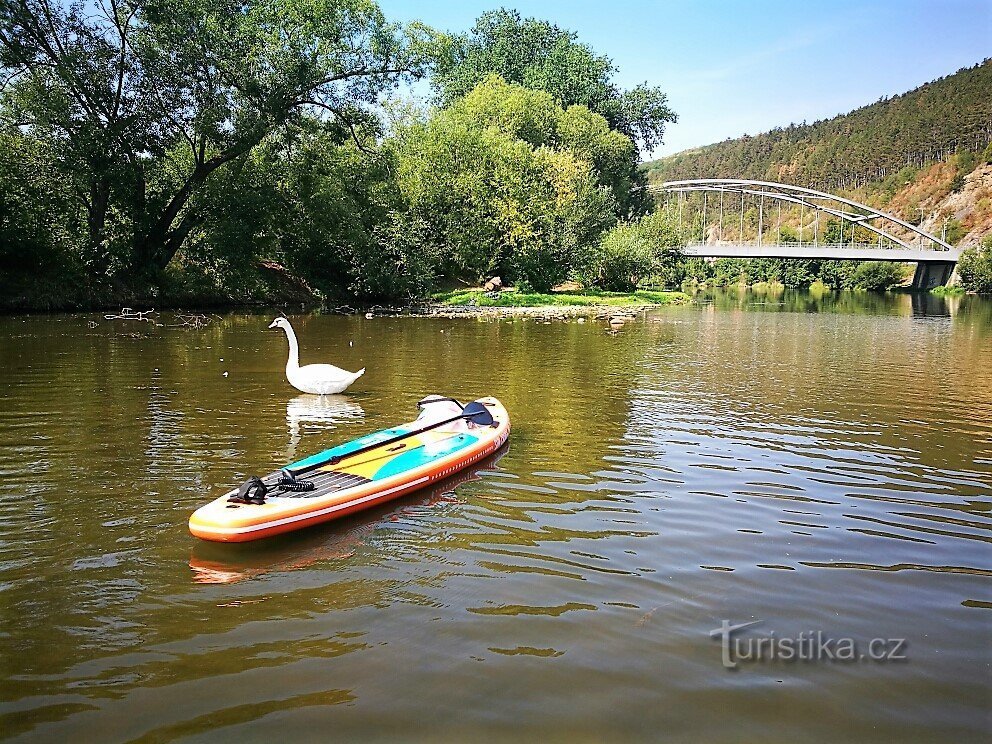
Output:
[
  {"xmin": 849, "ymin": 261, "xmax": 905, "ymax": 291},
  {"xmin": 930, "ymin": 285, "xmax": 965, "ymax": 297},
  {"xmin": 0, "ymin": 129, "xmax": 92, "ymax": 307},
  {"xmin": 594, "ymin": 223, "xmax": 657, "ymax": 292},
  {"xmin": 432, "ymin": 9, "xmax": 675, "ymax": 153},
  {"xmin": 954, "ymin": 148, "xmax": 978, "ymax": 178},
  {"xmin": 390, "ymin": 76, "xmax": 616, "ymax": 292},
  {"xmin": 779, "ymin": 225, "xmax": 799, "ymax": 244},
  {"xmin": 1, "ymin": 0, "xmax": 437, "ymax": 281},
  {"xmin": 434, "ymin": 288, "xmax": 687, "ymax": 307},
  {"xmin": 781, "ymin": 259, "xmax": 817, "ymax": 288},
  {"xmin": 943, "ymin": 218, "xmax": 966, "ymax": 245},
  {"xmin": 957, "ymin": 238, "xmax": 992, "ymax": 293},
  {"xmin": 592, "ymin": 208, "xmax": 683, "ymax": 291},
  {"xmin": 676, "ymin": 256, "xmax": 910, "ymax": 292},
  {"xmin": 818, "ymin": 260, "xmax": 858, "ymax": 289},
  {"xmin": 0, "ymin": 3, "xmax": 664, "ymax": 308}
]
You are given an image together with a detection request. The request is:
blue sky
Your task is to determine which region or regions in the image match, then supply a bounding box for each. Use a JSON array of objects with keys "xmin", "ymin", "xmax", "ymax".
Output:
[{"xmin": 378, "ymin": 0, "xmax": 992, "ymax": 159}]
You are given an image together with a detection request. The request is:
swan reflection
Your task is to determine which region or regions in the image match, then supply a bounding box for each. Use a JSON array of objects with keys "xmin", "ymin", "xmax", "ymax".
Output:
[{"xmin": 286, "ymin": 394, "xmax": 365, "ymax": 458}]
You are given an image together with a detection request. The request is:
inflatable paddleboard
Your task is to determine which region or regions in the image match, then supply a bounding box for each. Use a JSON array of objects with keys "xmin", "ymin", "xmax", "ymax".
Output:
[{"xmin": 189, "ymin": 396, "xmax": 510, "ymax": 542}]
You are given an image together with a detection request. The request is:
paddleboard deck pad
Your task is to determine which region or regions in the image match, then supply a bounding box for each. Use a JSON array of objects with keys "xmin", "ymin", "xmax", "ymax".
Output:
[{"xmin": 189, "ymin": 396, "xmax": 510, "ymax": 542}]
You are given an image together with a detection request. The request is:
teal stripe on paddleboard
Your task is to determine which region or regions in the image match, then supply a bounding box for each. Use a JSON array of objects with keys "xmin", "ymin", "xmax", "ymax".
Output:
[
  {"xmin": 286, "ymin": 426, "xmax": 409, "ymax": 470},
  {"xmin": 371, "ymin": 433, "xmax": 479, "ymax": 480}
]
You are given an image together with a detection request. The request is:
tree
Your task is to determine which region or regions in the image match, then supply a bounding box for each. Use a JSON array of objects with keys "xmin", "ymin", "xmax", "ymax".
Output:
[
  {"xmin": 0, "ymin": 0, "xmax": 440, "ymax": 279},
  {"xmin": 957, "ymin": 238, "xmax": 992, "ymax": 294},
  {"xmin": 391, "ymin": 76, "xmax": 614, "ymax": 292},
  {"xmin": 0, "ymin": 128, "xmax": 82, "ymax": 304},
  {"xmin": 449, "ymin": 74, "xmax": 637, "ymax": 214},
  {"xmin": 431, "ymin": 9, "xmax": 675, "ymax": 154},
  {"xmin": 849, "ymin": 261, "xmax": 904, "ymax": 291}
]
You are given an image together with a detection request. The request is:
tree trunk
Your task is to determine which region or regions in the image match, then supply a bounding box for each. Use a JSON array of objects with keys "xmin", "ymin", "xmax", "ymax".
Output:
[
  {"xmin": 137, "ymin": 171, "xmax": 202, "ymax": 271},
  {"xmin": 87, "ymin": 177, "xmax": 112, "ymax": 275},
  {"xmin": 133, "ymin": 139, "xmax": 262, "ymax": 272}
]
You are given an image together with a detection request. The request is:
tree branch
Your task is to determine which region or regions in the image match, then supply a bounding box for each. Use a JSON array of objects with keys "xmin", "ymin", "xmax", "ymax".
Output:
[
  {"xmin": 297, "ymin": 98, "xmax": 376, "ymax": 154},
  {"xmin": 315, "ymin": 65, "xmax": 411, "ymax": 87}
]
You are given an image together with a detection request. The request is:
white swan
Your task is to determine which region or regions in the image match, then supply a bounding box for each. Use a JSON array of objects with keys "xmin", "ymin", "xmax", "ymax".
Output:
[{"xmin": 268, "ymin": 317, "xmax": 365, "ymax": 395}]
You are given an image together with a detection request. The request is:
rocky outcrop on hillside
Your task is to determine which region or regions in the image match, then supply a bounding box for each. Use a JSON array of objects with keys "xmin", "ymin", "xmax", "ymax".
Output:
[
  {"xmin": 934, "ymin": 164, "xmax": 992, "ymax": 245},
  {"xmin": 886, "ymin": 162, "xmax": 992, "ymax": 247}
]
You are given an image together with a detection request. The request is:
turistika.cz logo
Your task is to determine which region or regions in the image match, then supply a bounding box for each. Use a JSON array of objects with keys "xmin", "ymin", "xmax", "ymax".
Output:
[{"xmin": 710, "ymin": 620, "xmax": 908, "ymax": 670}]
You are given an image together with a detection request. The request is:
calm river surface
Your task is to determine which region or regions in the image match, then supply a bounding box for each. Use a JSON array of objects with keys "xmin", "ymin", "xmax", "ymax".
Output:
[{"xmin": 1, "ymin": 290, "xmax": 990, "ymax": 742}]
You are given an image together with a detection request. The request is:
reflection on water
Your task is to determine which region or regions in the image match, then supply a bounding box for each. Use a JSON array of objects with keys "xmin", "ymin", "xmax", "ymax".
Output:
[
  {"xmin": 285, "ymin": 393, "xmax": 364, "ymax": 458},
  {"xmin": 0, "ymin": 292, "xmax": 990, "ymax": 742},
  {"xmin": 689, "ymin": 283, "xmax": 983, "ymax": 320}
]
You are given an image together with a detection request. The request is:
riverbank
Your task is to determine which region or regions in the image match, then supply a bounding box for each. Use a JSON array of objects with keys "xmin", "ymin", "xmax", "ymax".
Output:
[{"xmin": 427, "ymin": 288, "xmax": 689, "ymax": 318}]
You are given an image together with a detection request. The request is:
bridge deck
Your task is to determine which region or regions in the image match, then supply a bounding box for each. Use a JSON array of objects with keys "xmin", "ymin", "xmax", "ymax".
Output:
[{"xmin": 683, "ymin": 242, "xmax": 960, "ymax": 262}]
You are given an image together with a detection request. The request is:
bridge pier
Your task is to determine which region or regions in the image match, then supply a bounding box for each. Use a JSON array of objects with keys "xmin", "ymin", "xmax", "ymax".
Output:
[{"xmin": 911, "ymin": 261, "xmax": 956, "ymax": 290}]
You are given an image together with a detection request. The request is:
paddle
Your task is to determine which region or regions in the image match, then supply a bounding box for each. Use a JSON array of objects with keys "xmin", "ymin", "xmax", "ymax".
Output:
[
  {"xmin": 324, "ymin": 400, "xmax": 495, "ymax": 467},
  {"xmin": 231, "ymin": 400, "xmax": 495, "ymax": 504}
]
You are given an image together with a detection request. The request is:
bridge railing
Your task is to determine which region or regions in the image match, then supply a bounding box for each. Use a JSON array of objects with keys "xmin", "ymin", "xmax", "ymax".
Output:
[{"xmin": 683, "ymin": 240, "xmax": 956, "ymax": 253}]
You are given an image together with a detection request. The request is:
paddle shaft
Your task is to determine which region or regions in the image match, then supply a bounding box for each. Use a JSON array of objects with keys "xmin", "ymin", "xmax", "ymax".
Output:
[
  {"xmin": 324, "ymin": 411, "xmax": 473, "ymax": 467},
  {"xmin": 277, "ymin": 401, "xmax": 491, "ymax": 481},
  {"xmin": 234, "ymin": 401, "xmax": 493, "ymax": 501}
]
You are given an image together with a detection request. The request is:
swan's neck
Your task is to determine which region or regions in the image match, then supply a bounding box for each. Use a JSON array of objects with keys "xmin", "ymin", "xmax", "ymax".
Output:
[{"xmin": 283, "ymin": 325, "xmax": 300, "ymax": 371}]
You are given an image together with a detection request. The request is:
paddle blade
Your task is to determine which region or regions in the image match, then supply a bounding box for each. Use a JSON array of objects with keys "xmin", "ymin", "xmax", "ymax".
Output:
[{"xmin": 462, "ymin": 401, "xmax": 494, "ymax": 427}]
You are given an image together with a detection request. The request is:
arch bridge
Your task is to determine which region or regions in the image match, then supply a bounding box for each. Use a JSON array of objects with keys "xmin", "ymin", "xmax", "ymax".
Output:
[{"xmin": 650, "ymin": 179, "xmax": 962, "ymax": 288}]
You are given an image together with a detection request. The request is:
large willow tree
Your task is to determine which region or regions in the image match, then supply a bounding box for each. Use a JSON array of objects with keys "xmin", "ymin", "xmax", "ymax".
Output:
[{"xmin": 0, "ymin": 0, "xmax": 439, "ymax": 279}]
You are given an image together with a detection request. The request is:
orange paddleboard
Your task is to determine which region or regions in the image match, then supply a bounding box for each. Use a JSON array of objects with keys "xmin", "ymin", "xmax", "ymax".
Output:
[{"xmin": 189, "ymin": 396, "xmax": 509, "ymax": 542}]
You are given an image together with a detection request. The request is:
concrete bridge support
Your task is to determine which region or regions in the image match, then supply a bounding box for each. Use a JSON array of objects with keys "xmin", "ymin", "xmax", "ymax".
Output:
[{"xmin": 911, "ymin": 261, "xmax": 956, "ymax": 289}]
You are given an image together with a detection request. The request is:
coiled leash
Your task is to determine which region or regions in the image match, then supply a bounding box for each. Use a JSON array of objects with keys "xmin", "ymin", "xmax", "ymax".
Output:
[
  {"xmin": 229, "ymin": 469, "xmax": 314, "ymax": 505},
  {"xmin": 277, "ymin": 468, "xmax": 315, "ymax": 492}
]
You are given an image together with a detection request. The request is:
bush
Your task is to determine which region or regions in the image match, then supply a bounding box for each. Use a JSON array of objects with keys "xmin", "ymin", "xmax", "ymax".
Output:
[
  {"xmin": 593, "ymin": 222, "xmax": 656, "ymax": 292},
  {"xmin": 392, "ymin": 76, "xmax": 617, "ymax": 292},
  {"xmin": 849, "ymin": 261, "xmax": 905, "ymax": 291},
  {"xmin": 943, "ymin": 218, "xmax": 966, "ymax": 245},
  {"xmin": 591, "ymin": 208, "xmax": 682, "ymax": 291},
  {"xmin": 957, "ymin": 238, "xmax": 992, "ymax": 294},
  {"xmin": 781, "ymin": 259, "xmax": 817, "ymax": 288}
]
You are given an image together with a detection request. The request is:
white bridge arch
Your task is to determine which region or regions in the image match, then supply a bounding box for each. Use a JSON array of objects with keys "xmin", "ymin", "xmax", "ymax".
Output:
[{"xmin": 648, "ymin": 179, "xmax": 961, "ymax": 288}]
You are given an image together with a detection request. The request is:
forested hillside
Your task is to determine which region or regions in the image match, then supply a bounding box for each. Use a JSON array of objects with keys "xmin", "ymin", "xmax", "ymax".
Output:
[
  {"xmin": 644, "ymin": 60, "xmax": 992, "ymax": 256},
  {"xmin": 644, "ymin": 60, "xmax": 992, "ymax": 193}
]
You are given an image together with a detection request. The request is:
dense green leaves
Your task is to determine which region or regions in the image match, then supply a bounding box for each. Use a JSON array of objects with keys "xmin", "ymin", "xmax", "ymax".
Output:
[
  {"xmin": 0, "ymin": 2, "xmax": 674, "ymax": 306},
  {"xmin": 432, "ymin": 9, "xmax": 675, "ymax": 153},
  {"xmin": 957, "ymin": 238, "xmax": 992, "ymax": 294},
  {"xmin": 593, "ymin": 208, "xmax": 683, "ymax": 292},
  {"xmin": 1, "ymin": 0, "xmax": 434, "ymax": 278},
  {"xmin": 390, "ymin": 76, "xmax": 616, "ymax": 292},
  {"xmin": 678, "ymin": 257, "xmax": 909, "ymax": 291}
]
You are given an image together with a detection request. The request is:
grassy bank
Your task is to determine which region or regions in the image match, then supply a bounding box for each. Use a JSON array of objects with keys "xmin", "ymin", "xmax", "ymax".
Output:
[
  {"xmin": 930, "ymin": 285, "xmax": 966, "ymax": 297},
  {"xmin": 433, "ymin": 288, "xmax": 689, "ymax": 308}
]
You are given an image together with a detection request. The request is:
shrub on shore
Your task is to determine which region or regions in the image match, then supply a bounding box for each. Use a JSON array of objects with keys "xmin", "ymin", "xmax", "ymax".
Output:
[{"xmin": 957, "ymin": 237, "xmax": 992, "ymax": 294}]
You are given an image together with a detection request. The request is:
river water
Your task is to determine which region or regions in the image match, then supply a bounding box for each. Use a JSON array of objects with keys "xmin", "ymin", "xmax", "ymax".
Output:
[{"xmin": 1, "ymin": 290, "xmax": 990, "ymax": 741}]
